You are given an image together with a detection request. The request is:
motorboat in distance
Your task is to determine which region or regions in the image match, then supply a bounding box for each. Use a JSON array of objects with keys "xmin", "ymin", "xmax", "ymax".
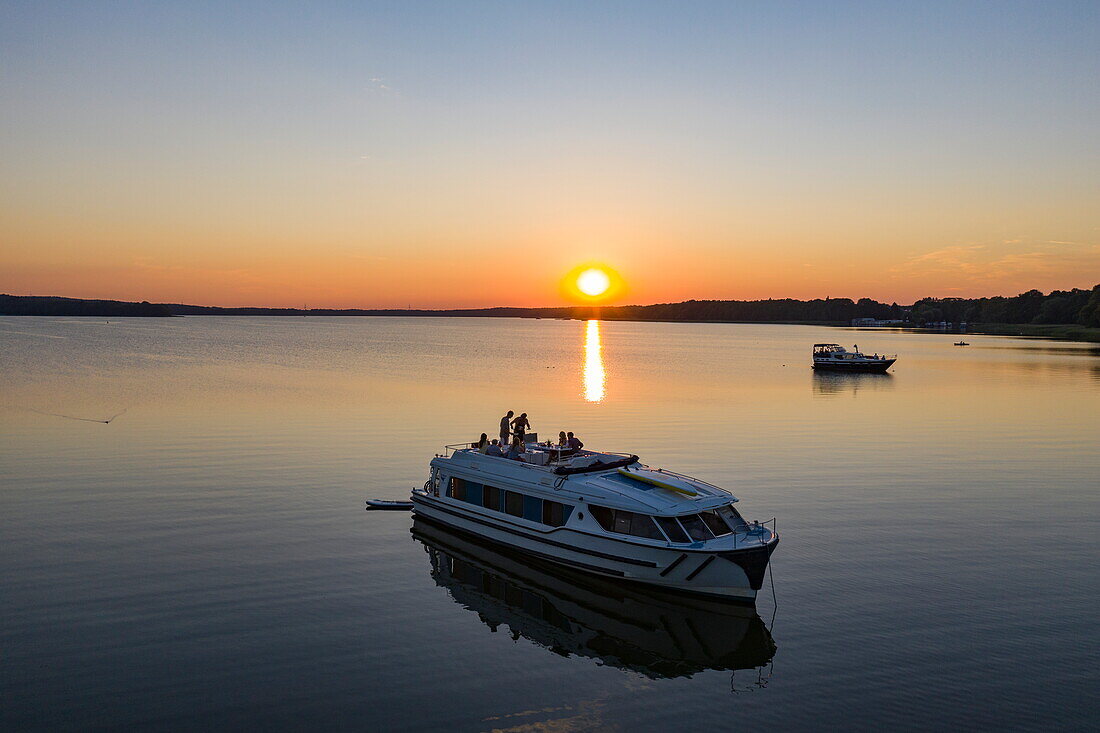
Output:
[
  {"xmin": 411, "ymin": 443, "xmax": 779, "ymax": 602},
  {"xmin": 812, "ymin": 343, "xmax": 896, "ymax": 372}
]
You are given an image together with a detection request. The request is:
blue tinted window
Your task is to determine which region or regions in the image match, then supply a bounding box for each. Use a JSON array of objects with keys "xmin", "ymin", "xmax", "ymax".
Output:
[
  {"xmin": 523, "ymin": 495, "xmax": 542, "ymax": 522},
  {"xmin": 466, "ymin": 482, "xmax": 483, "ymax": 506}
]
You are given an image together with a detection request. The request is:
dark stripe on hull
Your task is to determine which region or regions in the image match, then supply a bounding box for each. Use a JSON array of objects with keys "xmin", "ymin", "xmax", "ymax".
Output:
[
  {"xmin": 685, "ymin": 555, "xmax": 716, "ymax": 581},
  {"xmin": 812, "ymin": 359, "xmax": 895, "ymax": 372},
  {"xmin": 659, "ymin": 553, "xmax": 688, "ymax": 577}
]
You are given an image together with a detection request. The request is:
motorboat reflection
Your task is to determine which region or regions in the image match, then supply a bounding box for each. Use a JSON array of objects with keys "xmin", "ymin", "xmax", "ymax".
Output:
[
  {"xmin": 812, "ymin": 370, "xmax": 894, "ymax": 397},
  {"xmin": 412, "ymin": 517, "xmax": 777, "ymax": 680}
]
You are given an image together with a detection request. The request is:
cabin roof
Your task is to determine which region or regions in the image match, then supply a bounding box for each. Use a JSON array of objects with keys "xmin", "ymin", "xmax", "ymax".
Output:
[{"xmin": 434, "ymin": 449, "xmax": 737, "ymax": 514}]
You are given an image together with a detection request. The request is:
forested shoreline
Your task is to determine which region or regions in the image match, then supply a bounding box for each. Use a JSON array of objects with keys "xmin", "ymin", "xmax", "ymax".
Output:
[{"xmin": 3, "ymin": 284, "xmax": 1098, "ymax": 331}]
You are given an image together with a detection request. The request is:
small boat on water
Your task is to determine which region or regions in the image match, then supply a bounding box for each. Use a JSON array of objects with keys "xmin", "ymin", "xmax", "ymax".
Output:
[
  {"xmin": 365, "ymin": 499, "xmax": 414, "ymax": 511},
  {"xmin": 411, "ymin": 442, "xmax": 779, "ymax": 602},
  {"xmin": 812, "ymin": 343, "xmax": 896, "ymax": 372},
  {"xmin": 954, "ymin": 341, "xmax": 970, "ymax": 346}
]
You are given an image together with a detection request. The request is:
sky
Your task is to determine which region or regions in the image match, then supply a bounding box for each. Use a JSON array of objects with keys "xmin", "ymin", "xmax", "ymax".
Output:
[{"xmin": 2, "ymin": 1, "xmax": 1098, "ymax": 308}]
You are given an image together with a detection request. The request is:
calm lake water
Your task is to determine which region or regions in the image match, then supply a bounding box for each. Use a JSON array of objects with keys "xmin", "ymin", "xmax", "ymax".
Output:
[{"xmin": 2, "ymin": 317, "xmax": 1098, "ymax": 731}]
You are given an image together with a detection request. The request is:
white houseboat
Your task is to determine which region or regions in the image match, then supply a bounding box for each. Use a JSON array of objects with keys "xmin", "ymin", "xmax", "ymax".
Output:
[
  {"xmin": 411, "ymin": 443, "xmax": 779, "ymax": 602},
  {"xmin": 812, "ymin": 343, "xmax": 896, "ymax": 372}
]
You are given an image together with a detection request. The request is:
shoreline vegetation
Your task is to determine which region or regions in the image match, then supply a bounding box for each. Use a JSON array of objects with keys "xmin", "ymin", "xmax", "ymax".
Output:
[
  {"xmin": 3, "ymin": 285, "xmax": 1099, "ymax": 344},
  {"xmin": 963, "ymin": 323, "xmax": 1100, "ymax": 343}
]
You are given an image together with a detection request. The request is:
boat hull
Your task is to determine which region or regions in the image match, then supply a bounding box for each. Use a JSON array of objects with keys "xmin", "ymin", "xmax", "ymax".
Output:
[
  {"xmin": 411, "ymin": 492, "xmax": 777, "ymax": 602},
  {"xmin": 812, "ymin": 358, "xmax": 895, "ymax": 372}
]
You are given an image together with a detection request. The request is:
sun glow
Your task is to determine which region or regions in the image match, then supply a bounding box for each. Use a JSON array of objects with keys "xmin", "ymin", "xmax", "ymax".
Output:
[
  {"xmin": 577, "ymin": 268, "xmax": 611, "ymax": 297},
  {"xmin": 561, "ymin": 263, "xmax": 624, "ymax": 303}
]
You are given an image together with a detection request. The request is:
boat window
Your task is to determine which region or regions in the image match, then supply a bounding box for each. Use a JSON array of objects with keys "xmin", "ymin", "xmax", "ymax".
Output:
[
  {"xmin": 464, "ymin": 481, "xmax": 484, "ymax": 507},
  {"xmin": 504, "ymin": 491, "xmax": 524, "ymax": 518},
  {"xmin": 717, "ymin": 504, "xmax": 747, "ymax": 531},
  {"xmin": 523, "ymin": 495, "xmax": 542, "ymax": 522},
  {"xmin": 590, "ymin": 506, "xmax": 665, "ymax": 541},
  {"xmin": 483, "ymin": 485, "xmax": 500, "ymax": 511},
  {"xmin": 655, "ymin": 516, "xmax": 691, "ymax": 543},
  {"xmin": 629, "ymin": 513, "xmax": 665, "ymax": 540},
  {"xmin": 678, "ymin": 514, "xmax": 714, "ymax": 541},
  {"xmin": 542, "ymin": 500, "xmax": 573, "ymax": 528},
  {"xmin": 589, "ymin": 505, "xmax": 614, "ymax": 531},
  {"xmin": 449, "ymin": 476, "xmax": 466, "ymax": 501},
  {"xmin": 700, "ymin": 510, "xmax": 731, "ymax": 537}
]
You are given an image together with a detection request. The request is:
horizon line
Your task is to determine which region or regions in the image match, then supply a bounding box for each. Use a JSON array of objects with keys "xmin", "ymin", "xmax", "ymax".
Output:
[{"xmin": 6, "ymin": 283, "xmax": 1098, "ymax": 313}]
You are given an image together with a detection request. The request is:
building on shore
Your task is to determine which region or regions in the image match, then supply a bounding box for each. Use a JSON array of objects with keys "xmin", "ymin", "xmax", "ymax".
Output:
[{"xmin": 850, "ymin": 318, "xmax": 905, "ymax": 327}]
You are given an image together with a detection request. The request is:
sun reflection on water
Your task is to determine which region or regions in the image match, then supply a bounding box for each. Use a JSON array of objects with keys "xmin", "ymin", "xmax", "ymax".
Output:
[{"xmin": 583, "ymin": 320, "xmax": 605, "ymax": 402}]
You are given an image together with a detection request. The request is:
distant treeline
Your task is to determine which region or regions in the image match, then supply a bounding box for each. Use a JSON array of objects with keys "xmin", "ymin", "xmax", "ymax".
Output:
[
  {"xmin": 585, "ymin": 298, "xmax": 904, "ymax": 323},
  {"xmin": 3, "ymin": 284, "xmax": 1098, "ymax": 326},
  {"xmin": 169, "ymin": 298, "xmax": 909, "ymax": 322},
  {"xmin": 908, "ymin": 285, "xmax": 1100, "ymax": 327},
  {"xmin": 0, "ymin": 294, "xmax": 172, "ymax": 317}
]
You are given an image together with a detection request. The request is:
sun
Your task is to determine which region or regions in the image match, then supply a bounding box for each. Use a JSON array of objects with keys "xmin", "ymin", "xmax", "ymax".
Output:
[
  {"xmin": 576, "ymin": 268, "xmax": 611, "ymax": 297},
  {"xmin": 560, "ymin": 262, "xmax": 624, "ymax": 303}
]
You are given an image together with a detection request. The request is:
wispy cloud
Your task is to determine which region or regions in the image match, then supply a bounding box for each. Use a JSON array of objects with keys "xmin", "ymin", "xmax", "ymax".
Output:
[{"xmin": 891, "ymin": 239, "xmax": 1100, "ymax": 288}]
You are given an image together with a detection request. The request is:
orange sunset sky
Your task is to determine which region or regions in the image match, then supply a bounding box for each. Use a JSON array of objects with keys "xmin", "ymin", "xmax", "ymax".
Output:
[{"xmin": 2, "ymin": 3, "xmax": 1098, "ymax": 309}]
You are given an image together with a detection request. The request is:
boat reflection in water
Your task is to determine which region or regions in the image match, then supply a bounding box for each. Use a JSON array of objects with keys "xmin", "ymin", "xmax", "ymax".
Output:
[
  {"xmin": 812, "ymin": 370, "xmax": 894, "ymax": 398},
  {"xmin": 412, "ymin": 517, "xmax": 777, "ymax": 681}
]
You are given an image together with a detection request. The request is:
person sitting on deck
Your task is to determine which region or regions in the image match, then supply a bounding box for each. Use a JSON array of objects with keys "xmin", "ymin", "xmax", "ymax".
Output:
[
  {"xmin": 558, "ymin": 431, "xmax": 568, "ymax": 446},
  {"xmin": 566, "ymin": 432, "xmax": 584, "ymax": 450},
  {"xmin": 506, "ymin": 436, "xmax": 526, "ymax": 460},
  {"xmin": 485, "ymin": 439, "xmax": 504, "ymax": 457},
  {"xmin": 475, "ymin": 433, "xmax": 489, "ymax": 453}
]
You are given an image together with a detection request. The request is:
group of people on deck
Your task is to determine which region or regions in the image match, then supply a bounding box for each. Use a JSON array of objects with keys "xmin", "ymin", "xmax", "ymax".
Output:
[{"xmin": 469, "ymin": 410, "xmax": 584, "ymax": 461}]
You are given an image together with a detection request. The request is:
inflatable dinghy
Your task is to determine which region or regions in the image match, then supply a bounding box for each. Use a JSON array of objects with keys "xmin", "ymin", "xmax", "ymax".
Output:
[{"xmin": 365, "ymin": 499, "xmax": 414, "ymax": 511}]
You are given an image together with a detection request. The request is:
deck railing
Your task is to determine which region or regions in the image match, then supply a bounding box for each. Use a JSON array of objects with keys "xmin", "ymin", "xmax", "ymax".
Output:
[
  {"xmin": 649, "ymin": 466, "xmax": 726, "ymax": 493},
  {"xmin": 731, "ymin": 517, "xmax": 777, "ymax": 549}
]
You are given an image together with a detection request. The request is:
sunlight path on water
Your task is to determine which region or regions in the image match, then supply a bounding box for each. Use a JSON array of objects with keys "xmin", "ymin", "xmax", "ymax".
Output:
[{"xmin": 583, "ymin": 319, "xmax": 605, "ymax": 402}]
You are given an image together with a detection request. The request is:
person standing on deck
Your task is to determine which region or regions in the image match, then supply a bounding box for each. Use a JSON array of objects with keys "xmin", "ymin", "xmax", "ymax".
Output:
[
  {"xmin": 499, "ymin": 411, "xmax": 514, "ymax": 445},
  {"xmin": 511, "ymin": 412, "xmax": 531, "ymax": 442}
]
